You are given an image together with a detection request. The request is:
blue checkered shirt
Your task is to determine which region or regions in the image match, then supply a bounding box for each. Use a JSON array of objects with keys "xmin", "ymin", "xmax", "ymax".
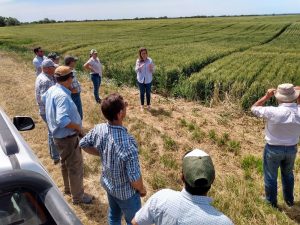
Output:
[
  {"xmin": 71, "ymin": 70, "xmax": 81, "ymax": 93},
  {"xmin": 79, "ymin": 123, "xmax": 141, "ymax": 200},
  {"xmin": 134, "ymin": 189, "xmax": 234, "ymax": 225},
  {"xmin": 35, "ymin": 72, "xmax": 56, "ymax": 115}
]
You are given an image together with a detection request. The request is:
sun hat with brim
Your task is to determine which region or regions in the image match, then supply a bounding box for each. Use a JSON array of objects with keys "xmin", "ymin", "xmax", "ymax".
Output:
[
  {"xmin": 54, "ymin": 66, "xmax": 73, "ymax": 78},
  {"xmin": 64, "ymin": 55, "xmax": 78, "ymax": 66},
  {"xmin": 274, "ymin": 83, "xmax": 300, "ymax": 103},
  {"xmin": 183, "ymin": 149, "xmax": 215, "ymax": 188},
  {"xmin": 90, "ymin": 49, "xmax": 98, "ymax": 55},
  {"xmin": 41, "ymin": 59, "xmax": 55, "ymax": 68}
]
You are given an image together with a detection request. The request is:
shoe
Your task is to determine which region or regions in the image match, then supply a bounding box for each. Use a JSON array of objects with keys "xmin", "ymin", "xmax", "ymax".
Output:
[
  {"xmin": 147, "ymin": 105, "xmax": 151, "ymax": 110},
  {"xmin": 286, "ymin": 201, "xmax": 294, "ymax": 207},
  {"xmin": 64, "ymin": 190, "xmax": 71, "ymax": 195},
  {"xmin": 140, "ymin": 105, "xmax": 144, "ymax": 111},
  {"xmin": 96, "ymin": 99, "xmax": 101, "ymax": 104},
  {"xmin": 53, "ymin": 159, "xmax": 60, "ymax": 165},
  {"xmin": 73, "ymin": 193, "xmax": 94, "ymax": 205}
]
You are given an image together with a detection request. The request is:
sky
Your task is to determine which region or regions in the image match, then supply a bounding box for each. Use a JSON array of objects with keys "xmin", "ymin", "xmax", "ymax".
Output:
[{"xmin": 0, "ymin": 0, "xmax": 299, "ymax": 22}]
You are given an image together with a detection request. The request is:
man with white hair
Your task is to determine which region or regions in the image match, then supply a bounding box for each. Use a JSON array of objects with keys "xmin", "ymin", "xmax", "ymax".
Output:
[
  {"xmin": 251, "ymin": 83, "xmax": 300, "ymax": 207},
  {"xmin": 131, "ymin": 149, "xmax": 233, "ymax": 225}
]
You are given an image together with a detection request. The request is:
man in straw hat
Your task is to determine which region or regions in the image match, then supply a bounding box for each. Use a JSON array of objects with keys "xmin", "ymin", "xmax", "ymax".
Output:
[
  {"xmin": 251, "ymin": 83, "xmax": 300, "ymax": 207},
  {"xmin": 42, "ymin": 66, "xmax": 93, "ymax": 205},
  {"xmin": 131, "ymin": 149, "xmax": 233, "ymax": 225}
]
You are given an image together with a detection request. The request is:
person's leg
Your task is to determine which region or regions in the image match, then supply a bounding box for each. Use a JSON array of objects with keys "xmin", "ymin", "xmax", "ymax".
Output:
[
  {"xmin": 71, "ymin": 93, "xmax": 83, "ymax": 120},
  {"xmin": 40, "ymin": 114, "xmax": 60, "ymax": 163},
  {"xmin": 281, "ymin": 145, "xmax": 297, "ymax": 206},
  {"xmin": 145, "ymin": 82, "xmax": 152, "ymax": 107},
  {"xmin": 119, "ymin": 193, "xmax": 141, "ymax": 225},
  {"xmin": 91, "ymin": 74, "xmax": 100, "ymax": 102},
  {"xmin": 54, "ymin": 136, "xmax": 84, "ymax": 202},
  {"xmin": 107, "ymin": 193, "xmax": 122, "ymax": 225},
  {"xmin": 137, "ymin": 82, "xmax": 145, "ymax": 106},
  {"xmin": 263, "ymin": 144, "xmax": 282, "ymax": 207}
]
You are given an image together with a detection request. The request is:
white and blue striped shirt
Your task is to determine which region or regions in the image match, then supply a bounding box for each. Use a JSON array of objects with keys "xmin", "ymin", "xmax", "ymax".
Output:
[
  {"xmin": 134, "ymin": 189, "xmax": 234, "ymax": 225},
  {"xmin": 79, "ymin": 123, "xmax": 141, "ymax": 200}
]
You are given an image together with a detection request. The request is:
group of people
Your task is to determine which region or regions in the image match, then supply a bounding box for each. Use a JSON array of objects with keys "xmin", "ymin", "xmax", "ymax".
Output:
[{"xmin": 33, "ymin": 45, "xmax": 300, "ymax": 224}]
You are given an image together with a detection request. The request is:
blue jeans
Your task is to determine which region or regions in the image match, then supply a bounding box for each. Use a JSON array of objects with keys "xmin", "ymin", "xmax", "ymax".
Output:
[
  {"xmin": 107, "ymin": 192, "xmax": 141, "ymax": 225},
  {"xmin": 40, "ymin": 114, "xmax": 60, "ymax": 161},
  {"xmin": 71, "ymin": 92, "xmax": 83, "ymax": 120},
  {"xmin": 263, "ymin": 143, "xmax": 297, "ymax": 206},
  {"xmin": 138, "ymin": 82, "xmax": 152, "ymax": 106},
  {"xmin": 91, "ymin": 73, "xmax": 101, "ymax": 102}
]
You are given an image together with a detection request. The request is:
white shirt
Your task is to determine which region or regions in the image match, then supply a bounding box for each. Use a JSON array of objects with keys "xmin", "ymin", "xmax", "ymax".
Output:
[
  {"xmin": 134, "ymin": 189, "xmax": 233, "ymax": 225},
  {"xmin": 86, "ymin": 57, "xmax": 102, "ymax": 75},
  {"xmin": 251, "ymin": 103, "xmax": 300, "ymax": 145},
  {"xmin": 32, "ymin": 56, "xmax": 46, "ymax": 76},
  {"xmin": 135, "ymin": 57, "xmax": 155, "ymax": 84}
]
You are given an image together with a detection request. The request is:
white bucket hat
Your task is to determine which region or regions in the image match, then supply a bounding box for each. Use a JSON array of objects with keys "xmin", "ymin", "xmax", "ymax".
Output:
[{"xmin": 274, "ymin": 83, "xmax": 300, "ymax": 102}]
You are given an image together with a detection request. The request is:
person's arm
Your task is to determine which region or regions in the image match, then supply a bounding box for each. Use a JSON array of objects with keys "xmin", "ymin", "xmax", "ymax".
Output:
[
  {"xmin": 131, "ymin": 218, "xmax": 139, "ymax": 225},
  {"xmin": 131, "ymin": 177, "xmax": 147, "ymax": 197},
  {"xmin": 65, "ymin": 122, "xmax": 81, "ymax": 133},
  {"xmin": 82, "ymin": 147, "xmax": 99, "ymax": 156},
  {"xmin": 252, "ymin": 88, "xmax": 276, "ymax": 107},
  {"xmin": 83, "ymin": 59, "xmax": 93, "ymax": 72}
]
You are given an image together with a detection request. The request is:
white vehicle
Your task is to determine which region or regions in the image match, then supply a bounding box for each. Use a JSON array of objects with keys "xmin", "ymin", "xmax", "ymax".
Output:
[{"xmin": 0, "ymin": 107, "xmax": 82, "ymax": 225}]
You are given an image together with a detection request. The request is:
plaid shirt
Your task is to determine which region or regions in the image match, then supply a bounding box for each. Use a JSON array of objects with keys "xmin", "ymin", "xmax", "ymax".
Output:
[
  {"xmin": 71, "ymin": 70, "xmax": 81, "ymax": 93},
  {"xmin": 79, "ymin": 123, "xmax": 141, "ymax": 200},
  {"xmin": 35, "ymin": 72, "xmax": 56, "ymax": 115}
]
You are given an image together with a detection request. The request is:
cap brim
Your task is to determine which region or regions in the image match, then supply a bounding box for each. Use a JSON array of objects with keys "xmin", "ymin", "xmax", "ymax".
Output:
[{"xmin": 275, "ymin": 90, "xmax": 300, "ymax": 102}]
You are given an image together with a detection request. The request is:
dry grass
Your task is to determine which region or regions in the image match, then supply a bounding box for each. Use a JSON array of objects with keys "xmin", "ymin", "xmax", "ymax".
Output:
[{"xmin": 1, "ymin": 51, "xmax": 300, "ymax": 224}]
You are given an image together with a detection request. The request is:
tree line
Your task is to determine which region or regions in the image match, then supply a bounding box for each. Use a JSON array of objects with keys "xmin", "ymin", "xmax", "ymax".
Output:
[{"xmin": 0, "ymin": 16, "xmax": 20, "ymax": 27}]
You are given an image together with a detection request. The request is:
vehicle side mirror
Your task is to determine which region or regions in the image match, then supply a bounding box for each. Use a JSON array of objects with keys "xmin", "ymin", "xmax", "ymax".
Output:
[{"xmin": 13, "ymin": 116, "xmax": 35, "ymax": 131}]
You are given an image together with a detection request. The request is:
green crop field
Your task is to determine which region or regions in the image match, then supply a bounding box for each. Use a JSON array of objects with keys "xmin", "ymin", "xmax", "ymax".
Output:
[{"xmin": 1, "ymin": 15, "xmax": 300, "ymax": 108}]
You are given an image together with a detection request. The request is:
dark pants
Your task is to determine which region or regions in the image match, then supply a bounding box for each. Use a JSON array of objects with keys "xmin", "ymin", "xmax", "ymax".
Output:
[
  {"xmin": 71, "ymin": 92, "xmax": 83, "ymax": 119},
  {"xmin": 54, "ymin": 135, "xmax": 84, "ymax": 202},
  {"xmin": 138, "ymin": 82, "xmax": 152, "ymax": 106},
  {"xmin": 91, "ymin": 73, "xmax": 101, "ymax": 102},
  {"xmin": 263, "ymin": 143, "xmax": 297, "ymax": 206}
]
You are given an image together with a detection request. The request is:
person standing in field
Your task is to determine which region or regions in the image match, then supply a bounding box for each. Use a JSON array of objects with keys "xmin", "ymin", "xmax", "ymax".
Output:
[
  {"xmin": 33, "ymin": 47, "xmax": 46, "ymax": 76},
  {"xmin": 35, "ymin": 59, "xmax": 60, "ymax": 165},
  {"xmin": 42, "ymin": 66, "xmax": 93, "ymax": 205},
  {"xmin": 135, "ymin": 47, "xmax": 155, "ymax": 111},
  {"xmin": 251, "ymin": 83, "xmax": 300, "ymax": 208},
  {"xmin": 79, "ymin": 93, "xmax": 147, "ymax": 225},
  {"xmin": 47, "ymin": 52, "xmax": 60, "ymax": 67},
  {"xmin": 131, "ymin": 149, "xmax": 234, "ymax": 225},
  {"xmin": 64, "ymin": 55, "xmax": 83, "ymax": 119},
  {"xmin": 83, "ymin": 49, "xmax": 103, "ymax": 104}
]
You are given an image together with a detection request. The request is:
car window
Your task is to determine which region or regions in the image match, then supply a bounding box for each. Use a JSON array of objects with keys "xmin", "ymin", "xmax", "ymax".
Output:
[{"xmin": 0, "ymin": 189, "xmax": 56, "ymax": 225}]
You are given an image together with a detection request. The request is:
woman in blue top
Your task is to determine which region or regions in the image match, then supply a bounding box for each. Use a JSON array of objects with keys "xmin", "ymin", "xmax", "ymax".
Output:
[{"xmin": 135, "ymin": 47, "xmax": 155, "ymax": 111}]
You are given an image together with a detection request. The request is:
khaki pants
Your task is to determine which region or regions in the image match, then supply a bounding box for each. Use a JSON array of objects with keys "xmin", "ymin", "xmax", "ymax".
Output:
[{"xmin": 54, "ymin": 135, "xmax": 84, "ymax": 202}]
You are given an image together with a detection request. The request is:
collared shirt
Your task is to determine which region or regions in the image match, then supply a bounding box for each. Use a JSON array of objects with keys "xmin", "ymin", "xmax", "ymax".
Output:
[
  {"xmin": 71, "ymin": 70, "xmax": 81, "ymax": 93},
  {"xmin": 86, "ymin": 57, "xmax": 102, "ymax": 75},
  {"xmin": 251, "ymin": 103, "xmax": 300, "ymax": 145},
  {"xmin": 42, "ymin": 83, "xmax": 82, "ymax": 138},
  {"xmin": 32, "ymin": 56, "xmax": 46, "ymax": 76},
  {"xmin": 79, "ymin": 123, "xmax": 141, "ymax": 200},
  {"xmin": 35, "ymin": 72, "xmax": 56, "ymax": 115},
  {"xmin": 135, "ymin": 57, "xmax": 155, "ymax": 84},
  {"xmin": 134, "ymin": 189, "xmax": 233, "ymax": 225}
]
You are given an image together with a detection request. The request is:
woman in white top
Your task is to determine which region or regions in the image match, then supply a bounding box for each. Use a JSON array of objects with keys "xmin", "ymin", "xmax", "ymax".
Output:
[
  {"xmin": 83, "ymin": 49, "xmax": 103, "ymax": 104},
  {"xmin": 135, "ymin": 47, "xmax": 155, "ymax": 111}
]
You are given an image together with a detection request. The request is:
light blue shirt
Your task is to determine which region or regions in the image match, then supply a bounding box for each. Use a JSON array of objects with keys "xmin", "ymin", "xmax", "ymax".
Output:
[
  {"xmin": 79, "ymin": 123, "xmax": 141, "ymax": 200},
  {"xmin": 135, "ymin": 57, "xmax": 155, "ymax": 84},
  {"xmin": 134, "ymin": 189, "xmax": 234, "ymax": 225},
  {"xmin": 42, "ymin": 83, "xmax": 82, "ymax": 138},
  {"xmin": 32, "ymin": 56, "xmax": 46, "ymax": 76}
]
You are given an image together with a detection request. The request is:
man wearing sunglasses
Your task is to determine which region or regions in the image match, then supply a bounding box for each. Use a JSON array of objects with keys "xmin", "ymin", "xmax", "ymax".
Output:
[{"xmin": 33, "ymin": 47, "xmax": 46, "ymax": 76}]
